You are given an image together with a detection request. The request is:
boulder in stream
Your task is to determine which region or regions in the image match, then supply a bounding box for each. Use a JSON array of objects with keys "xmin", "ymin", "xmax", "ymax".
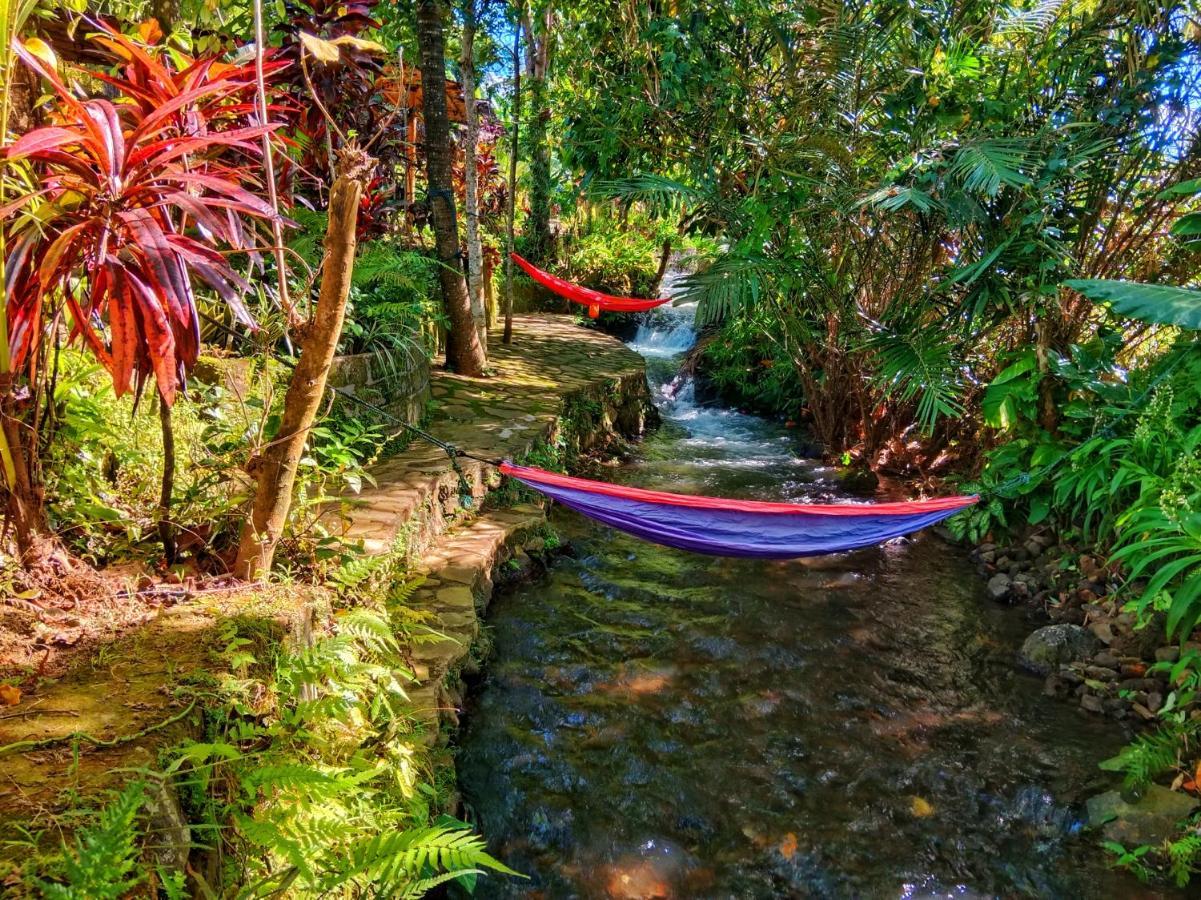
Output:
[
  {"xmin": 1018, "ymin": 624, "xmax": 1100, "ymax": 675},
  {"xmin": 1087, "ymin": 786, "xmax": 1199, "ymax": 847}
]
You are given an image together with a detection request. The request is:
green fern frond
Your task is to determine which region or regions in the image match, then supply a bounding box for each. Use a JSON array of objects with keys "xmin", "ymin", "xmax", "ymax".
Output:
[
  {"xmin": 338, "ymin": 608, "xmax": 403, "ymax": 658},
  {"xmin": 36, "ymin": 782, "xmax": 146, "ymax": 899},
  {"xmin": 323, "ymin": 826, "xmax": 521, "ymax": 892},
  {"xmin": 1100, "ymin": 722, "xmax": 1198, "ymax": 790},
  {"xmin": 328, "ymin": 552, "xmax": 393, "ymax": 592},
  {"xmin": 1169, "ymin": 831, "xmax": 1201, "ymax": 887}
]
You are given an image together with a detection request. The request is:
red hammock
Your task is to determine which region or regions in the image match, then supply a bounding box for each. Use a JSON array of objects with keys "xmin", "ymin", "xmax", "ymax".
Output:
[{"xmin": 510, "ymin": 252, "xmax": 672, "ymax": 318}]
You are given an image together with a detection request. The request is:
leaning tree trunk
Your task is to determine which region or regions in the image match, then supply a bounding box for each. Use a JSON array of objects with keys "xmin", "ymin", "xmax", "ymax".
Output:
[
  {"xmin": 417, "ymin": 0, "xmax": 487, "ymax": 376},
  {"xmin": 461, "ymin": 0, "xmax": 487, "ymax": 352},
  {"xmin": 234, "ymin": 147, "xmax": 375, "ymax": 581},
  {"xmin": 503, "ymin": 9, "xmax": 521, "ymax": 345}
]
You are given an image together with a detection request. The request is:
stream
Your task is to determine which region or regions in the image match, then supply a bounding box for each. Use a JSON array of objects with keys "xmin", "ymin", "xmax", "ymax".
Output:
[{"xmin": 457, "ymin": 286, "xmax": 1159, "ymax": 898}]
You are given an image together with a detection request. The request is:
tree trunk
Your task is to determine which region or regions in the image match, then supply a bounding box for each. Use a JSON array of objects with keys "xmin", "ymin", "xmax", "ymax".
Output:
[
  {"xmin": 0, "ymin": 395, "xmax": 48, "ymax": 560},
  {"xmin": 157, "ymin": 395, "xmax": 177, "ymax": 564},
  {"xmin": 650, "ymin": 237, "xmax": 672, "ymax": 296},
  {"xmin": 504, "ymin": 9, "xmax": 521, "ymax": 345},
  {"xmin": 417, "ymin": 0, "xmax": 487, "ymax": 375},
  {"xmin": 234, "ymin": 147, "xmax": 375, "ymax": 581},
  {"xmin": 522, "ymin": 3, "xmax": 554, "ymax": 263},
  {"xmin": 461, "ymin": 0, "xmax": 487, "ymax": 352}
]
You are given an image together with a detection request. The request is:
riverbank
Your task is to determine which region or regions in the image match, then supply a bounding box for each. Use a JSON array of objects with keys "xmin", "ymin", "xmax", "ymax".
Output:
[{"xmin": 0, "ymin": 314, "xmax": 654, "ymax": 893}]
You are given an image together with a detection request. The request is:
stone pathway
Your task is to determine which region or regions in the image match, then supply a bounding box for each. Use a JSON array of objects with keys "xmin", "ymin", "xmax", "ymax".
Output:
[
  {"xmin": 0, "ymin": 314, "xmax": 651, "ymax": 840},
  {"xmin": 344, "ymin": 314, "xmax": 650, "ymax": 557}
]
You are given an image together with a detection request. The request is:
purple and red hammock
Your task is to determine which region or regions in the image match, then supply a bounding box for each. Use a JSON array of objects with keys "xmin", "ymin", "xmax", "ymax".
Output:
[
  {"xmin": 500, "ymin": 463, "xmax": 977, "ymax": 558},
  {"xmin": 499, "ymin": 256, "xmax": 975, "ymax": 555},
  {"xmin": 510, "ymin": 252, "xmax": 672, "ymax": 317}
]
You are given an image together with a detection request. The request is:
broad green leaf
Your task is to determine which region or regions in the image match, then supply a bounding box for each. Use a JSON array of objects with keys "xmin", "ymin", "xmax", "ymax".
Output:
[
  {"xmin": 1065, "ymin": 279, "xmax": 1201, "ymax": 330},
  {"xmin": 1170, "ymin": 212, "xmax": 1201, "ymax": 236}
]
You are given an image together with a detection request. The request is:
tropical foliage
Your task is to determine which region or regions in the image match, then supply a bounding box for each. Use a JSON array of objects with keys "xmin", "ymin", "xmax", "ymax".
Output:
[{"xmin": 4, "ymin": 0, "xmax": 1201, "ymax": 892}]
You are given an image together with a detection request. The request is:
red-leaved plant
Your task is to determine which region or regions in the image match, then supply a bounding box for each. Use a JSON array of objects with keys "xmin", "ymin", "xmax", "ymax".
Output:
[{"xmin": 2, "ymin": 25, "xmax": 288, "ymax": 405}]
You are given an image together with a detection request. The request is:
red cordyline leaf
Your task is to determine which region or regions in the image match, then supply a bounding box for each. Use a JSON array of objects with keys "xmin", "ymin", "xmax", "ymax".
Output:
[{"xmin": 3, "ymin": 32, "xmax": 285, "ymax": 404}]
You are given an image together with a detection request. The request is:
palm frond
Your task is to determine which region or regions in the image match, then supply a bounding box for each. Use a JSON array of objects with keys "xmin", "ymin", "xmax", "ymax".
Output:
[
  {"xmin": 588, "ymin": 174, "xmax": 707, "ymax": 218},
  {"xmin": 863, "ymin": 326, "xmax": 966, "ymax": 432},
  {"xmin": 949, "ymin": 138, "xmax": 1034, "ymax": 197},
  {"xmin": 677, "ymin": 254, "xmax": 801, "ymax": 327},
  {"xmin": 996, "ymin": 0, "xmax": 1068, "ymax": 37}
]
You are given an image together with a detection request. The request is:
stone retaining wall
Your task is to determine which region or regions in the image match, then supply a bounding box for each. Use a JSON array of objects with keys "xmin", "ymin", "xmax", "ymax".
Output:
[{"xmin": 327, "ymin": 345, "xmax": 431, "ymax": 428}]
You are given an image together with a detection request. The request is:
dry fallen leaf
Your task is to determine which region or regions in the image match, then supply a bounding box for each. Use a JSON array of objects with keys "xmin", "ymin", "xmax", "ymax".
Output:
[
  {"xmin": 778, "ymin": 832, "xmax": 798, "ymax": 860},
  {"xmin": 300, "ymin": 31, "xmax": 342, "ymax": 63},
  {"xmin": 0, "ymin": 684, "xmax": 22, "ymax": 706},
  {"xmin": 910, "ymin": 796, "xmax": 935, "ymax": 818}
]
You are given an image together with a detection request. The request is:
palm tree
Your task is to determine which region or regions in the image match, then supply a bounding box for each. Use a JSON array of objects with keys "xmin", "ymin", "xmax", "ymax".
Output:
[{"xmin": 416, "ymin": 0, "xmax": 487, "ymax": 376}]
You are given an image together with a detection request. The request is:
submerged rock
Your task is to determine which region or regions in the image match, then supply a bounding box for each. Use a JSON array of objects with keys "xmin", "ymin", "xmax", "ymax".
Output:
[
  {"xmin": 1087, "ymin": 786, "xmax": 1199, "ymax": 847},
  {"xmin": 1018, "ymin": 624, "xmax": 1101, "ymax": 675},
  {"xmin": 987, "ymin": 573, "xmax": 1013, "ymax": 601}
]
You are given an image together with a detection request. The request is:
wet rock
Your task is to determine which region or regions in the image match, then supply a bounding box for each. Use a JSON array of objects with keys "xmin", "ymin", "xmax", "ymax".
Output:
[
  {"xmin": 1084, "ymin": 666, "xmax": 1117, "ymax": 682},
  {"xmin": 1080, "ymin": 693, "xmax": 1104, "ymax": 713},
  {"xmin": 835, "ymin": 467, "xmax": 879, "ymax": 495},
  {"xmin": 1043, "ymin": 675, "xmax": 1069, "ymax": 699},
  {"xmin": 1131, "ymin": 703, "xmax": 1156, "ymax": 721},
  {"xmin": 1089, "ymin": 621, "xmax": 1115, "ymax": 645},
  {"xmin": 1058, "ymin": 664, "xmax": 1084, "ymax": 683},
  {"xmin": 1019, "ymin": 624, "xmax": 1101, "ymax": 676},
  {"xmin": 1119, "ymin": 678, "xmax": 1158, "ymax": 694},
  {"xmin": 1156, "ymin": 646, "xmax": 1181, "ymax": 664},
  {"xmin": 987, "ymin": 573, "xmax": 1013, "ymax": 602},
  {"xmin": 1024, "ymin": 538, "xmax": 1045, "ymax": 559},
  {"xmin": 1087, "ymin": 786, "xmax": 1199, "ymax": 847},
  {"xmin": 1093, "ymin": 651, "xmax": 1120, "ymax": 669}
]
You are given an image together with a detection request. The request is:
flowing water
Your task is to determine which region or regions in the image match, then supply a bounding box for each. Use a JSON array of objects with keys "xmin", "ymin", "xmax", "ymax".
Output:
[{"xmin": 457, "ymin": 284, "xmax": 1161, "ymax": 898}]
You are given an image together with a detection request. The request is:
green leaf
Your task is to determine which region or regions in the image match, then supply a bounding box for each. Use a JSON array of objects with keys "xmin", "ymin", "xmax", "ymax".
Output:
[
  {"xmin": 1170, "ymin": 212, "xmax": 1201, "ymax": 237},
  {"xmin": 1027, "ymin": 496, "xmax": 1050, "ymax": 525},
  {"xmin": 1065, "ymin": 279, "xmax": 1201, "ymax": 330}
]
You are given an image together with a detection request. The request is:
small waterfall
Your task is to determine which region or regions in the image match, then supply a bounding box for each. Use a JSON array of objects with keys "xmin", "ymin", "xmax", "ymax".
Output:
[{"xmin": 627, "ymin": 304, "xmax": 697, "ymax": 359}]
